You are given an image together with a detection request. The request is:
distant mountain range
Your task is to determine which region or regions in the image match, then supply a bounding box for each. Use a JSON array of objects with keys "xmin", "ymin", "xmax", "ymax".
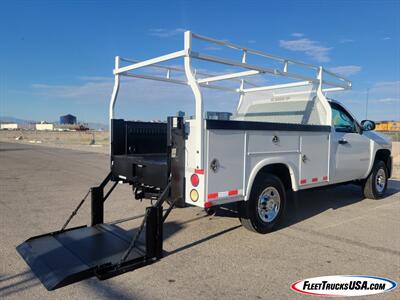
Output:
[
  {"xmin": 0, "ymin": 116, "xmax": 108, "ymax": 130},
  {"xmin": 0, "ymin": 116, "xmax": 37, "ymax": 124}
]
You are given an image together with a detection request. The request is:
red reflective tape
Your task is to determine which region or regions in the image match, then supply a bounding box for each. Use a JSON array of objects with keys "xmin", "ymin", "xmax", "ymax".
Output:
[
  {"xmin": 195, "ymin": 169, "xmax": 204, "ymax": 175},
  {"xmin": 208, "ymin": 193, "xmax": 218, "ymax": 200},
  {"xmin": 204, "ymin": 202, "xmax": 213, "ymax": 208},
  {"xmin": 312, "ymin": 177, "xmax": 318, "ymax": 183},
  {"xmin": 228, "ymin": 189, "xmax": 238, "ymax": 196},
  {"xmin": 300, "ymin": 179, "xmax": 307, "ymax": 184},
  {"xmin": 323, "ymin": 176, "xmax": 328, "ymax": 181}
]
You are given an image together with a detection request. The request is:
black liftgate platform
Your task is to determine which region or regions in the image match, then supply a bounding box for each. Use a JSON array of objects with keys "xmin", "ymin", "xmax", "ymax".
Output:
[{"xmin": 17, "ymin": 117, "xmax": 185, "ymax": 291}]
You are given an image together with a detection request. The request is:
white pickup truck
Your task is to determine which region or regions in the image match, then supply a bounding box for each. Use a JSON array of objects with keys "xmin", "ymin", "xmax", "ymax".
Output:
[
  {"xmin": 17, "ymin": 31, "xmax": 393, "ymax": 291},
  {"xmin": 108, "ymin": 31, "xmax": 392, "ymax": 234}
]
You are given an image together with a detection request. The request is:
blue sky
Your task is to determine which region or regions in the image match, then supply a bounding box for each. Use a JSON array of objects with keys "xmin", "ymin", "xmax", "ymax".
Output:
[{"xmin": 0, "ymin": 0, "xmax": 399, "ymax": 124}]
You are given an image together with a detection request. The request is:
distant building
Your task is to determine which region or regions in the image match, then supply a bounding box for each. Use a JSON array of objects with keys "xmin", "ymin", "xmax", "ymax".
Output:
[
  {"xmin": 1, "ymin": 123, "xmax": 18, "ymax": 130},
  {"xmin": 36, "ymin": 123, "xmax": 54, "ymax": 131},
  {"xmin": 177, "ymin": 111, "xmax": 185, "ymax": 117},
  {"xmin": 60, "ymin": 114, "xmax": 77, "ymax": 125}
]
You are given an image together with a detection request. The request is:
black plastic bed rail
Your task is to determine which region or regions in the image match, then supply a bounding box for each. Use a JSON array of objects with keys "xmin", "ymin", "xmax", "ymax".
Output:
[{"xmin": 16, "ymin": 174, "xmax": 174, "ymax": 291}]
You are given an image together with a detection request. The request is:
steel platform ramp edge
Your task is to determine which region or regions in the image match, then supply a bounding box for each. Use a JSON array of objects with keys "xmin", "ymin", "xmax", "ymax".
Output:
[{"xmin": 17, "ymin": 224, "xmax": 146, "ymax": 291}]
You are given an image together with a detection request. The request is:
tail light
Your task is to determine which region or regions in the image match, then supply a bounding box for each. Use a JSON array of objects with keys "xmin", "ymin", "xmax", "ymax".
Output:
[
  {"xmin": 190, "ymin": 189, "xmax": 199, "ymax": 202},
  {"xmin": 190, "ymin": 174, "xmax": 199, "ymax": 187}
]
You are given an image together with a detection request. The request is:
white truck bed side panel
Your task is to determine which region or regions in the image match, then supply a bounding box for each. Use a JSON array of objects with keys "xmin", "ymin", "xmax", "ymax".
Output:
[
  {"xmin": 206, "ymin": 130, "xmax": 245, "ymax": 198},
  {"xmin": 203, "ymin": 128, "xmax": 331, "ymax": 205}
]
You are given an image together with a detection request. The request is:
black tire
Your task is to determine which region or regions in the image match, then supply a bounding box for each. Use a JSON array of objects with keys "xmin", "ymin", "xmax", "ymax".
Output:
[
  {"xmin": 239, "ymin": 174, "xmax": 286, "ymax": 234},
  {"xmin": 363, "ymin": 160, "xmax": 388, "ymax": 199},
  {"xmin": 204, "ymin": 207, "xmax": 215, "ymax": 215}
]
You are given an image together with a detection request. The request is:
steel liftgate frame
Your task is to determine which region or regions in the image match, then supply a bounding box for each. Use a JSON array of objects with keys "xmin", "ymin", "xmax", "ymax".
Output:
[
  {"xmin": 16, "ymin": 173, "xmax": 173, "ymax": 291},
  {"xmin": 17, "ymin": 115, "xmax": 185, "ymax": 291}
]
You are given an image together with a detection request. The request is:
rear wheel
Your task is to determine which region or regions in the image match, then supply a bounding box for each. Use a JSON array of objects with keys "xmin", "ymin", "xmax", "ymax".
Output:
[
  {"xmin": 239, "ymin": 174, "xmax": 286, "ymax": 234},
  {"xmin": 204, "ymin": 207, "xmax": 215, "ymax": 215},
  {"xmin": 363, "ymin": 160, "xmax": 388, "ymax": 199}
]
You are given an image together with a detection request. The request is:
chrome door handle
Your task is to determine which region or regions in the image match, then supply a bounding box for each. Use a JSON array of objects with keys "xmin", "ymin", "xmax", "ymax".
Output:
[{"xmin": 338, "ymin": 138, "xmax": 348, "ymax": 145}]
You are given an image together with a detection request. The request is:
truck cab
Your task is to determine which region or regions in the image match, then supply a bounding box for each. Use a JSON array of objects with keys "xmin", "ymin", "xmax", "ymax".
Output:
[{"xmin": 328, "ymin": 99, "xmax": 392, "ymax": 186}]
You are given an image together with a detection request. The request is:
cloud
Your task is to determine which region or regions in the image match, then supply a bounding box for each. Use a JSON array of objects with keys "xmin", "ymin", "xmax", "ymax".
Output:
[
  {"xmin": 279, "ymin": 38, "xmax": 331, "ymax": 62},
  {"xmin": 31, "ymin": 77, "xmax": 184, "ymax": 102},
  {"xmin": 376, "ymin": 98, "xmax": 398, "ymax": 103},
  {"xmin": 370, "ymin": 80, "xmax": 400, "ymax": 93},
  {"xmin": 291, "ymin": 33, "xmax": 304, "ymax": 37},
  {"xmin": 328, "ymin": 65, "xmax": 362, "ymax": 76},
  {"xmin": 148, "ymin": 28, "xmax": 186, "ymax": 38},
  {"xmin": 369, "ymin": 81, "xmax": 399, "ymax": 107},
  {"xmin": 332, "ymin": 80, "xmax": 399, "ymax": 121},
  {"xmin": 339, "ymin": 38, "xmax": 354, "ymax": 44},
  {"xmin": 77, "ymin": 76, "xmax": 112, "ymax": 82},
  {"xmin": 332, "ymin": 80, "xmax": 400, "ymax": 120},
  {"xmin": 383, "ymin": 37, "xmax": 392, "ymax": 41},
  {"xmin": 30, "ymin": 73, "xmax": 241, "ymax": 121},
  {"xmin": 31, "ymin": 78, "xmax": 112, "ymax": 99}
]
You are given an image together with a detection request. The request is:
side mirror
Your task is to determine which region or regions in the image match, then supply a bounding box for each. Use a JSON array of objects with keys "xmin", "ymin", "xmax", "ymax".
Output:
[{"xmin": 361, "ymin": 120, "xmax": 376, "ymax": 131}]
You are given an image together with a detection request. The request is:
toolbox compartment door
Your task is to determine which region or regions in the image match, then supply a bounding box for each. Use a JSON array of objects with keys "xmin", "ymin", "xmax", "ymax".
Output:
[{"xmin": 300, "ymin": 133, "xmax": 330, "ymax": 185}]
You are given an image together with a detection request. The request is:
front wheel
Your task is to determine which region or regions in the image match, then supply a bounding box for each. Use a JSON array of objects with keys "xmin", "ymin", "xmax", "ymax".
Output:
[
  {"xmin": 363, "ymin": 160, "xmax": 388, "ymax": 199},
  {"xmin": 239, "ymin": 174, "xmax": 287, "ymax": 234}
]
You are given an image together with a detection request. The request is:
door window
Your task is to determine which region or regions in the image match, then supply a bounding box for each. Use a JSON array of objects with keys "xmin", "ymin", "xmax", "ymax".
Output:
[{"xmin": 330, "ymin": 103, "xmax": 357, "ymax": 133}]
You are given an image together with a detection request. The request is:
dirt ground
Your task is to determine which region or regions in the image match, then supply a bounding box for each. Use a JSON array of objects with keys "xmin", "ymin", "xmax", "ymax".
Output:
[
  {"xmin": 0, "ymin": 141, "xmax": 399, "ymax": 300},
  {"xmin": 0, "ymin": 130, "xmax": 109, "ymax": 145}
]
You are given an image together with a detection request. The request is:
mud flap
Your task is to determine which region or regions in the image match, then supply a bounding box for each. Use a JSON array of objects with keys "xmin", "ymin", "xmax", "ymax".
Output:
[{"xmin": 16, "ymin": 223, "xmax": 149, "ymax": 291}]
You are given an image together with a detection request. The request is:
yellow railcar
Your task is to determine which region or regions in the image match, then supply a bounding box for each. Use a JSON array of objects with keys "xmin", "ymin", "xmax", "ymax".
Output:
[
  {"xmin": 388, "ymin": 121, "xmax": 400, "ymax": 131},
  {"xmin": 375, "ymin": 121, "xmax": 400, "ymax": 132},
  {"xmin": 375, "ymin": 123, "xmax": 388, "ymax": 131}
]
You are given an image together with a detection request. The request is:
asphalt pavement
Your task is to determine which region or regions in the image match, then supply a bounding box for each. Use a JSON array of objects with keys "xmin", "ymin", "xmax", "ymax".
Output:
[{"xmin": 0, "ymin": 142, "xmax": 399, "ymax": 299}]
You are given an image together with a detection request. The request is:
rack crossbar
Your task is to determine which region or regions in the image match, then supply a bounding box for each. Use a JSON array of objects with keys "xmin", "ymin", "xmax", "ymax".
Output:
[
  {"xmin": 242, "ymin": 81, "xmax": 313, "ymax": 93},
  {"xmin": 125, "ymin": 73, "xmax": 237, "ymax": 92},
  {"xmin": 197, "ymin": 70, "xmax": 260, "ymax": 84},
  {"xmin": 115, "ymin": 50, "xmax": 187, "ymax": 74},
  {"xmin": 191, "ymin": 52, "xmax": 321, "ymax": 85}
]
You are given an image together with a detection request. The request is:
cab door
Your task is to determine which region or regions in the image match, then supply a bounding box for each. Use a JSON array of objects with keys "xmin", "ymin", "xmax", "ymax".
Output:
[{"xmin": 330, "ymin": 102, "xmax": 370, "ymax": 183}]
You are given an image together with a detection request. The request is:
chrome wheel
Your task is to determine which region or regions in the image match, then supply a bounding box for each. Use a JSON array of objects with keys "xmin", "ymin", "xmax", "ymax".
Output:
[
  {"xmin": 257, "ymin": 187, "xmax": 280, "ymax": 223},
  {"xmin": 375, "ymin": 168, "xmax": 386, "ymax": 193}
]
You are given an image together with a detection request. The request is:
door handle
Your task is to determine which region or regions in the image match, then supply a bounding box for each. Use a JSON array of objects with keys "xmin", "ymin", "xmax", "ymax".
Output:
[{"xmin": 338, "ymin": 138, "xmax": 348, "ymax": 145}]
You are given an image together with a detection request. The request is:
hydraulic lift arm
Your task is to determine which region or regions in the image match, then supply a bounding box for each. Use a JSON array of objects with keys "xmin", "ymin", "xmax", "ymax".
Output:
[{"xmin": 17, "ymin": 176, "xmax": 174, "ymax": 290}]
